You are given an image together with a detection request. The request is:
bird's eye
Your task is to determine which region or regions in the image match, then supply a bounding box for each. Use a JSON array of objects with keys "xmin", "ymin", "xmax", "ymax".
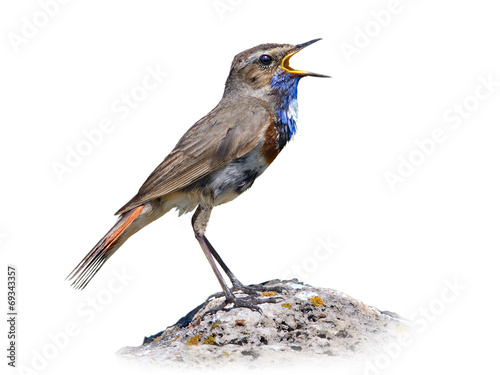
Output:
[{"xmin": 259, "ymin": 54, "xmax": 273, "ymax": 66}]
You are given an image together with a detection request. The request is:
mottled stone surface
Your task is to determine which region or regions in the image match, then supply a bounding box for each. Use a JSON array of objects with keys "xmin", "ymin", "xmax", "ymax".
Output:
[{"xmin": 117, "ymin": 280, "xmax": 409, "ymax": 370}]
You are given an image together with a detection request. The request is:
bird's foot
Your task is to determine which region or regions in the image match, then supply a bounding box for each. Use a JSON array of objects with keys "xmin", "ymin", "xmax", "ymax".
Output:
[
  {"xmin": 201, "ymin": 293, "xmax": 283, "ymax": 320},
  {"xmin": 207, "ymin": 280, "xmax": 287, "ymax": 300}
]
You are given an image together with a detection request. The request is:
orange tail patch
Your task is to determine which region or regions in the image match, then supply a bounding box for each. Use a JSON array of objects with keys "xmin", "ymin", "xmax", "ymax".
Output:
[{"xmin": 104, "ymin": 205, "xmax": 144, "ymax": 247}]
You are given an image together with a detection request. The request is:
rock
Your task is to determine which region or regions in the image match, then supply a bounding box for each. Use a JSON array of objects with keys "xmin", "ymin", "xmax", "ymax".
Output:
[{"xmin": 117, "ymin": 279, "xmax": 410, "ymax": 369}]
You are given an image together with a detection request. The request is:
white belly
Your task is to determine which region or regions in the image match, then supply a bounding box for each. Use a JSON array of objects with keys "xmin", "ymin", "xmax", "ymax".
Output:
[{"xmin": 159, "ymin": 148, "xmax": 269, "ymax": 216}]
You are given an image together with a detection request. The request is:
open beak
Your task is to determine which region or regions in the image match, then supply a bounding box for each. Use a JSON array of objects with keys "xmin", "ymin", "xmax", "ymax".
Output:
[{"xmin": 282, "ymin": 38, "xmax": 330, "ymax": 78}]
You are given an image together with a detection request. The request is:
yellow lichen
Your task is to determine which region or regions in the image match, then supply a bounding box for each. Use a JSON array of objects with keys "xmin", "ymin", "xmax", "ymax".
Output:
[
  {"xmin": 282, "ymin": 303, "xmax": 292, "ymax": 309},
  {"xmin": 202, "ymin": 335, "xmax": 215, "ymax": 345},
  {"xmin": 172, "ymin": 336, "xmax": 179, "ymax": 342},
  {"xmin": 262, "ymin": 291, "xmax": 276, "ymax": 297},
  {"xmin": 187, "ymin": 335, "xmax": 200, "ymax": 346},
  {"xmin": 211, "ymin": 320, "xmax": 221, "ymax": 329},
  {"xmin": 309, "ymin": 296, "xmax": 324, "ymax": 307},
  {"xmin": 222, "ymin": 351, "xmax": 230, "ymax": 356},
  {"xmin": 153, "ymin": 336, "xmax": 161, "ymax": 342}
]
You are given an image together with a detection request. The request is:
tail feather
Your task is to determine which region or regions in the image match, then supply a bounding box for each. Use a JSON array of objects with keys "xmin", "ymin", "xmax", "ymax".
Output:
[{"xmin": 66, "ymin": 205, "xmax": 145, "ymax": 289}]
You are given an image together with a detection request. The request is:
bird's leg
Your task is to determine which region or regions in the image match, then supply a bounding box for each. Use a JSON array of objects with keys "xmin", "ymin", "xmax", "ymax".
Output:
[
  {"xmin": 192, "ymin": 206, "xmax": 282, "ymax": 318},
  {"xmin": 203, "ymin": 235, "xmax": 286, "ymax": 297}
]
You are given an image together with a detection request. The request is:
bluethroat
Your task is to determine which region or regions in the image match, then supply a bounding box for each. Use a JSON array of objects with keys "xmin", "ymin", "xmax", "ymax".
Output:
[{"xmin": 67, "ymin": 39, "xmax": 329, "ymax": 314}]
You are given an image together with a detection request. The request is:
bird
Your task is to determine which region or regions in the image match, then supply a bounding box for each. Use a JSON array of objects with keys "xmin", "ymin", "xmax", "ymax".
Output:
[{"xmin": 66, "ymin": 38, "xmax": 329, "ymax": 314}]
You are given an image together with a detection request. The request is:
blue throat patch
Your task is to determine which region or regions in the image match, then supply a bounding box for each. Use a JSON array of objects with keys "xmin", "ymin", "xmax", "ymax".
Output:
[{"xmin": 270, "ymin": 73, "xmax": 301, "ymax": 148}]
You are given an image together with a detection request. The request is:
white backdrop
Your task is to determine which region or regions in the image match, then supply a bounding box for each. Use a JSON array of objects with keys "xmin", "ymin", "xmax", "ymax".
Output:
[{"xmin": 1, "ymin": 1, "xmax": 499, "ymax": 374}]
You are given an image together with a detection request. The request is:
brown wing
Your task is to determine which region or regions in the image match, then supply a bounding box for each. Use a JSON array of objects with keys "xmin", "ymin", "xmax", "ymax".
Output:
[{"xmin": 115, "ymin": 98, "xmax": 272, "ymax": 215}]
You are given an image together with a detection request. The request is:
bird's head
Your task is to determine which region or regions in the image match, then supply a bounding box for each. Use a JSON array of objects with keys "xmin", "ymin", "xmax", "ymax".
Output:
[{"xmin": 224, "ymin": 38, "xmax": 329, "ymax": 96}]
